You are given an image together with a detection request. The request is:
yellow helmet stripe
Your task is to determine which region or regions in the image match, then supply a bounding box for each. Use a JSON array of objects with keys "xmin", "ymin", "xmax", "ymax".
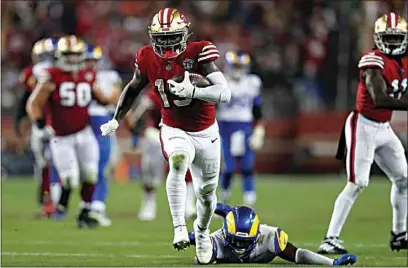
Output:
[
  {"xmin": 249, "ymin": 214, "xmax": 260, "ymax": 237},
  {"xmin": 226, "ymin": 212, "xmax": 236, "ymax": 234}
]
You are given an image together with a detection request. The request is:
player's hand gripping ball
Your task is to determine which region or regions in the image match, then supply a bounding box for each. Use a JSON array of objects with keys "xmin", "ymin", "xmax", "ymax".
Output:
[{"xmin": 168, "ymin": 71, "xmax": 211, "ymax": 99}]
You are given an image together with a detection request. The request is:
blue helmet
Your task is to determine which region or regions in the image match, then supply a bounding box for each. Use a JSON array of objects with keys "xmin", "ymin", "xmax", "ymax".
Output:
[
  {"xmin": 223, "ymin": 206, "xmax": 260, "ymax": 257},
  {"xmin": 85, "ymin": 45, "xmax": 103, "ymax": 61},
  {"xmin": 224, "ymin": 51, "xmax": 251, "ymax": 80}
]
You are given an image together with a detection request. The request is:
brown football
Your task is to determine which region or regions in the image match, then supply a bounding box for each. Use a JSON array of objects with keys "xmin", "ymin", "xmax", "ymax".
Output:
[{"xmin": 170, "ymin": 73, "xmax": 212, "ymax": 87}]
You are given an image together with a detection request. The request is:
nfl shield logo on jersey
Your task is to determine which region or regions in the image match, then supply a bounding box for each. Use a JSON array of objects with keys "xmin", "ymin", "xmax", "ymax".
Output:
[
  {"xmin": 182, "ymin": 59, "xmax": 194, "ymax": 71},
  {"xmin": 85, "ymin": 72, "xmax": 94, "ymax": 82}
]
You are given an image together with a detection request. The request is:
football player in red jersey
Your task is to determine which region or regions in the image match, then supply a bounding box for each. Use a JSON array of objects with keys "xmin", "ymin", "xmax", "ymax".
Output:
[
  {"xmin": 318, "ymin": 12, "xmax": 408, "ymax": 254},
  {"xmin": 101, "ymin": 8, "xmax": 230, "ymax": 263},
  {"xmin": 126, "ymin": 91, "xmax": 196, "ymax": 221},
  {"xmin": 15, "ymin": 38, "xmax": 57, "ymax": 218},
  {"xmin": 26, "ymin": 35, "xmax": 116, "ymax": 228}
]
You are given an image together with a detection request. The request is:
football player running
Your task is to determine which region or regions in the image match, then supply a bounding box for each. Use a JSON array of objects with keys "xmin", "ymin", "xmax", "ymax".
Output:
[
  {"xmin": 126, "ymin": 91, "xmax": 196, "ymax": 221},
  {"xmin": 27, "ymin": 35, "xmax": 116, "ymax": 228},
  {"xmin": 318, "ymin": 12, "xmax": 408, "ymax": 254},
  {"xmin": 217, "ymin": 51, "xmax": 265, "ymax": 207},
  {"xmin": 188, "ymin": 203, "xmax": 357, "ymax": 265},
  {"xmin": 100, "ymin": 8, "xmax": 230, "ymax": 263},
  {"xmin": 85, "ymin": 45, "xmax": 121, "ymax": 226},
  {"xmin": 15, "ymin": 38, "xmax": 59, "ymax": 218}
]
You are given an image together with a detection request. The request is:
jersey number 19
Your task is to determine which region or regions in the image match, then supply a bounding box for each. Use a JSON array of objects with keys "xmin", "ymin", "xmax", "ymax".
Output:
[{"xmin": 155, "ymin": 79, "xmax": 192, "ymax": 108}]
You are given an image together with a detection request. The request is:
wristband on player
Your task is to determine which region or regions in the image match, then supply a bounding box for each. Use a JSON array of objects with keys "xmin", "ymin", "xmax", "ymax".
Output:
[{"xmin": 36, "ymin": 119, "xmax": 46, "ymax": 129}]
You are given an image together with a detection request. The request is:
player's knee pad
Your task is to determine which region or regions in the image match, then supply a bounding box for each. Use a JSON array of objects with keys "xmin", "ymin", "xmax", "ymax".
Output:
[
  {"xmin": 82, "ymin": 169, "xmax": 98, "ymax": 184},
  {"xmin": 60, "ymin": 175, "xmax": 79, "ymax": 190},
  {"xmin": 169, "ymin": 151, "xmax": 189, "ymax": 174},
  {"xmin": 393, "ymin": 178, "xmax": 408, "ymax": 194},
  {"xmin": 343, "ymin": 181, "xmax": 366, "ymax": 200}
]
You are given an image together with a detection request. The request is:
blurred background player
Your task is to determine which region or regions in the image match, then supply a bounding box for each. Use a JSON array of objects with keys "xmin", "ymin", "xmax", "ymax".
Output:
[
  {"xmin": 318, "ymin": 12, "xmax": 408, "ymax": 254},
  {"xmin": 126, "ymin": 91, "xmax": 196, "ymax": 221},
  {"xmin": 188, "ymin": 203, "xmax": 357, "ymax": 266},
  {"xmin": 14, "ymin": 38, "xmax": 59, "ymax": 218},
  {"xmin": 217, "ymin": 51, "xmax": 265, "ymax": 207},
  {"xmin": 26, "ymin": 35, "xmax": 116, "ymax": 228},
  {"xmin": 85, "ymin": 45, "xmax": 121, "ymax": 227}
]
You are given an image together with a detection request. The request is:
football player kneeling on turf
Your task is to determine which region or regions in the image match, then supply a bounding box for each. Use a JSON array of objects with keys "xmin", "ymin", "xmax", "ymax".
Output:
[{"xmin": 188, "ymin": 203, "xmax": 357, "ymax": 265}]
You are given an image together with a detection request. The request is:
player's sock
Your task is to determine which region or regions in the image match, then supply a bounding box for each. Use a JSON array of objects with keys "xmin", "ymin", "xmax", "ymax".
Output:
[
  {"xmin": 390, "ymin": 181, "xmax": 407, "ymax": 234},
  {"xmin": 326, "ymin": 182, "xmax": 363, "ymax": 237},
  {"xmin": 41, "ymin": 167, "xmax": 51, "ymax": 202},
  {"xmin": 81, "ymin": 182, "xmax": 96, "ymax": 204},
  {"xmin": 166, "ymin": 153, "xmax": 189, "ymax": 227},
  {"xmin": 57, "ymin": 186, "xmax": 71, "ymax": 213},
  {"xmin": 242, "ymin": 169, "xmax": 256, "ymax": 206},
  {"xmin": 220, "ymin": 171, "xmax": 233, "ymax": 203},
  {"xmin": 196, "ymin": 191, "xmax": 217, "ymax": 230},
  {"xmin": 295, "ymin": 248, "xmax": 334, "ymax": 265},
  {"xmin": 91, "ymin": 200, "xmax": 106, "ymax": 213}
]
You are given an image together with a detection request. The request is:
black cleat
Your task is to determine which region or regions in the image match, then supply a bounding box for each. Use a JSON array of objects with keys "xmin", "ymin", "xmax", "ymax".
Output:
[
  {"xmin": 390, "ymin": 231, "xmax": 407, "ymax": 251},
  {"xmin": 77, "ymin": 208, "xmax": 98, "ymax": 229},
  {"xmin": 317, "ymin": 237, "xmax": 348, "ymax": 254}
]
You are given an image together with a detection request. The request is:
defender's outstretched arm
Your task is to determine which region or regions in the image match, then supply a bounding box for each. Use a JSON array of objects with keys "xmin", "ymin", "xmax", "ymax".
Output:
[{"xmin": 364, "ymin": 68, "xmax": 408, "ymax": 110}]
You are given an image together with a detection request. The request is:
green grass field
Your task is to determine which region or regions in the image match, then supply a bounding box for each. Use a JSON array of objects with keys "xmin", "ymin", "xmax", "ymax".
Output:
[{"xmin": 1, "ymin": 175, "xmax": 407, "ymax": 267}]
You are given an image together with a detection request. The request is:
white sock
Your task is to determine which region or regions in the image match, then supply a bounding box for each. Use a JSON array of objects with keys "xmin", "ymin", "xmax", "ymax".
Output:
[
  {"xmin": 50, "ymin": 183, "xmax": 61, "ymax": 205},
  {"xmin": 390, "ymin": 182, "xmax": 407, "ymax": 234},
  {"xmin": 91, "ymin": 200, "xmax": 106, "ymax": 213},
  {"xmin": 195, "ymin": 178, "xmax": 218, "ymax": 230},
  {"xmin": 243, "ymin": 191, "xmax": 256, "ymax": 207},
  {"xmin": 144, "ymin": 191, "xmax": 156, "ymax": 204},
  {"xmin": 166, "ymin": 154, "xmax": 188, "ymax": 227},
  {"xmin": 186, "ymin": 182, "xmax": 195, "ymax": 211},
  {"xmin": 326, "ymin": 182, "xmax": 363, "ymax": 237}
]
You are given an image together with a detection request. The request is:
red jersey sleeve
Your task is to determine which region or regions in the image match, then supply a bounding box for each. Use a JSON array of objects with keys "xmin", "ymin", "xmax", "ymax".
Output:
[
  {"xmin": 197, "ymin": 41, "xmax": 220, "ymax": 63},
  {"xmin": 135, "ymin": 46, "xmax": 150, "ymax": 75},
  {"xmin": 357, "ymin": 51, "xmax": 384, "ymax": 70}
]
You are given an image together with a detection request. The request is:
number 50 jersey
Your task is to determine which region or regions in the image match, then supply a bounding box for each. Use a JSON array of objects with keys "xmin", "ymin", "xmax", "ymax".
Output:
[
  {"xmin": 39, "ymin": 67, "xmax": 97, "ymax": 136},
  {"xmin": 356, "ymin": 49, "xmax": 408, "ymax": 122},
  {"xmin": 135, "ymin": 41, "xmax": 220, "ymax": 132}
]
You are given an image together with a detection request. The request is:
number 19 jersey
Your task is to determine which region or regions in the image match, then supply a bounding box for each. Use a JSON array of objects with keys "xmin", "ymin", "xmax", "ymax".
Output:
[
  {"xmin": 356, "ymin": 49, "xmax": 408, "ymax": 122},
  {"xmin": 39, "ymin": 67, "xmax": 97, "ymax": 136},
  {"xmin": 135, "ymin": 41, "xmax": 219, "ymax": 132}
]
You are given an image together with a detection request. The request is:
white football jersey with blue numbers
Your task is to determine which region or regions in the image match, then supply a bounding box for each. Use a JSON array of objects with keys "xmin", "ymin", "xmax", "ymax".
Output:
[
  {"xmin": 88, "ymin": 70, "xmax": 121, "ymax": 116},
  {"xmin": 211, "ymin": 225, "xmax": 288, "ymax": 263},
  {"xmin": 217, "ymin": 74, "xmax": 262, "ymax": 123}
]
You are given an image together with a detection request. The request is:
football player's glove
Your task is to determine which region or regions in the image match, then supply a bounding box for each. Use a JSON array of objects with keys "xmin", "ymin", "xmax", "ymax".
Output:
[
  {"xmin": 249, "ymin": 125, "xmax": 265, "ymax": 151},
  {"xmin": 168, "ymin": 71, "xmax": 195, "ymax": 99},
  {"xmin": 100, "ymin": 119, "xmax": 119, "ymax": 137}
]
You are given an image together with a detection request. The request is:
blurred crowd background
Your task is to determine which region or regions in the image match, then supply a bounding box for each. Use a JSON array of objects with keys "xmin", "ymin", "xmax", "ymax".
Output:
[{"xmin": 1, "ymin": 0, "xmax": 407, "ymax": 177}]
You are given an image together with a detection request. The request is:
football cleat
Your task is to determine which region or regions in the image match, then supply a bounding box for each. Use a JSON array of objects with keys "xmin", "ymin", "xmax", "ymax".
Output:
[
  {"xmin": 92, "ymin": 211, "xmax": 112, "ymax": 227},
  {"xmin": 317, "ymin": 237, "xmax": 348, "ymax": 254},
  {"xmin": 77, "ymin": 208, "xmax": 98, "ymax": 229},
  {"xmin": 52, "ymin": 210, "xmax": 66, "ymax": 221},
  {"xmin": 173, "ymin": 225, "xmax": 190, "ymax": 251},
  {"xmin": 333, "ymin": 254, "xmax": 357, "ymax": 266},
  {"xmin": 138, "ymin": 198, "xmax": 157, "ymax": 221},
  {"xmin": 390, "ymin": 231, "xmax": 408, "ymax": 251},
  {"xmin": 194, "ymin": 220, "xmax": 214, "ymax": 264}
]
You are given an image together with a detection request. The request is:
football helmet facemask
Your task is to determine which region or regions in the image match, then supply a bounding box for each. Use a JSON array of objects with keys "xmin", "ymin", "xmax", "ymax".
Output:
[
  {"xmin": 148, "ymin": 8, "xmax": 192, "ymax": 59},
  {"xmin": 374, "ymin": 12, "xmax": 408, "ymax": 56},
  {"xmin": 225, "ymin": 51, "xmax": 251, "ymax": 80}
]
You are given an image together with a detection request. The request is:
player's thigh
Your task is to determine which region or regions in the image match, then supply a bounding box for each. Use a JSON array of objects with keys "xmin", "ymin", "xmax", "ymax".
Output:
[
  {"xmin": 345, "ymin": 113, "xmax": 376, "ymax": 187},
  {"xmin": 375, "ymin": 128, "xmax": 407, "ymax": 182},
  {"xmin": 50, "ymin": 135, "xmax": 80, "ymax": 188},
  {"xmin": 76, "ymin": 126, "xmax": 99, "ymax": 182},
  {"xmin": 160, "ymin": 125, "xmax": 195, "ymax": 164}
]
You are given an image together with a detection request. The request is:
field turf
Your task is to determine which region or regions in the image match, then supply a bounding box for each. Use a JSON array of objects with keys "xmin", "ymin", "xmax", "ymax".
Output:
[{"xmin": 1, "ymin": 175, "xmax": 407, "ymax": 267}]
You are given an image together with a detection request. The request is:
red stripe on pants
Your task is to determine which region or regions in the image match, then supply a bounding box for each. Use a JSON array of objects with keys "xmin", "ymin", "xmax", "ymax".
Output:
[
  {"xmin": 159, "ymin": 129, "xmax": 168, "ymax": 161},
  {"xmin": 348, "ymin": 113, "xmax": 358, "ymax": 183}
]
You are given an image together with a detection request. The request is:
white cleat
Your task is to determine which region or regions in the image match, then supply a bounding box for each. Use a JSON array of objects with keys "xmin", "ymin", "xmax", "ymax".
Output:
[
  {"xmin": 173, "ymin": 225, "xmax": 190, "ymax": 251},
  {"xmin": 193, "ymin": 220, "xmax": 214, "ymax": 264},
  {"xmin": 138, "ymin": 198, "xmax": 157, "ymax": 221},
  {"xmin": 91, "ymin": 210, "xmax": 112, "ymax": 227}
]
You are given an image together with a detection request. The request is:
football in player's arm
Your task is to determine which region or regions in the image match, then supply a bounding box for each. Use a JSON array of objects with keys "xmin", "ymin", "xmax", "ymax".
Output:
[{"xmin": 188, "ymin": 203, "xmax": 357, "ymax": 266}]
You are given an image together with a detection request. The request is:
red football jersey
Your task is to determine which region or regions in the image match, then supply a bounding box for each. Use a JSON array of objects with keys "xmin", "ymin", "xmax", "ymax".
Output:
[
  {"xmin": 40, "ymin": 67, "xmax": 97, "ymax": 136},
  {"xmin": 135, "ymin": 41, "xmax": 219, "ymax": 132},
  {"xmin": 356, "ymin": 49, "xmax": 408, "ymax": 122},
  {"xmin": 19, "ymin": 65, "xmax": 36, "ymax": 93},
  {"xmin": 145, "ymin": 90, "xmax": 163, "ymax": 129}
]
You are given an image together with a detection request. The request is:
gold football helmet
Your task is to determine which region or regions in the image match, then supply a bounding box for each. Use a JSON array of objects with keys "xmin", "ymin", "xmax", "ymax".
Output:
[
  {"xmin": 374, "ymin": 12, "xmax": 408, "ymax": 55},
  {"xmin": 31, "ymin": 39, "xmax": 47, "ymax": 63},
  {"xmin": 148, "ymin": 8, "xmax": 191, "ymax": 59},
  {"xmin": 54, "ymin": 35, "xmax": 86, "ymax": 72}
]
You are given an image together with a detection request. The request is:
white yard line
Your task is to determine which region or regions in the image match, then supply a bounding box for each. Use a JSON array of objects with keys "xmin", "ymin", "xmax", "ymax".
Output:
[{"xmin": 2, "ymin": 240, "xmax": 169, "ymax": 247}]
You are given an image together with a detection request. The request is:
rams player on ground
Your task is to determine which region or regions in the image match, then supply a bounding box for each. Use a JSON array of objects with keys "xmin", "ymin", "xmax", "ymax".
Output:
[{"xmin": 189, "ymin": 203, "xmax": 357, "ymax": 265}]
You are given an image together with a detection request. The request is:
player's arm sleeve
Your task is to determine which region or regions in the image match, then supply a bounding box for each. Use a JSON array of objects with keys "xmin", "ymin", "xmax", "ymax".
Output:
[
  {"xmin": 113, "ymin": 50, "xmax": 149, "ymax": 121},
  {"xmin": 252, "ymin": 75, "xmax": 263, "ymax": 120},
  {"xmin": 214, "ymin": 203, "xmax": 233, "ymax": 218},
  {"xmin": 14, "ymin": 89, "xmax": 31, "ymax": 135},
  {"xmin": 193, "ymin": 42, "xmax": 231, "ymax": 103}
]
